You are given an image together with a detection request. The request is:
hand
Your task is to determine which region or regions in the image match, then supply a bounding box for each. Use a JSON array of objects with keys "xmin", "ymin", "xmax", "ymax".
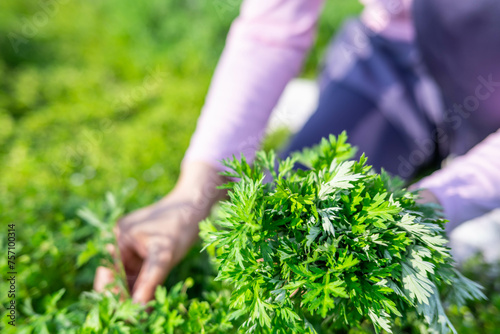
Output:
[
  {"xmin": 93, "ymin": 162, "xmax": 226, "ymax": 304},
  {"xmin": 409, "ymin": 184, "xmax": 440, "ymax": 206},
  {"xmin": 415, "ymin": 188, "xmax": 440, "ymax": 205}
]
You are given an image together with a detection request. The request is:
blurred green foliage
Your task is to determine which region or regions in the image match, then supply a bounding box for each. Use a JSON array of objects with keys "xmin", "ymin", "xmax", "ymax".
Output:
[{"xmin": 0, "ymin": 0, "xmax": 498, "ymax": 332}]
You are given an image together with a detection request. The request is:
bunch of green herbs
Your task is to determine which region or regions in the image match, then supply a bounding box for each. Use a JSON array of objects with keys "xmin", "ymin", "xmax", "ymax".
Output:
[{"xmin": 204, "ymin": 133, "xmax": 485, "ymax": 334}]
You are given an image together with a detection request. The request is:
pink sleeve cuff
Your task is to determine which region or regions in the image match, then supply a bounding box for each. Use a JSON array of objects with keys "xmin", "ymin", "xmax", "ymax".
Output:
[{"xmin": 418, "ymin": 130, "xmax": 500, "ymax": 230}]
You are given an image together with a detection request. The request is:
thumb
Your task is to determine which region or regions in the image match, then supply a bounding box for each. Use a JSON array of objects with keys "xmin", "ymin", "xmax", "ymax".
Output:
[{"xmin": 131, "ymin": 251, "xmax": 171, "ymax": 305}]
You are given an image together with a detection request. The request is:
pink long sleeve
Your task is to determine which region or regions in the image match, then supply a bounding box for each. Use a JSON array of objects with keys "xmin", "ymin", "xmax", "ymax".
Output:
[
  {"xmin": 419, "ymin": 130, "xmax": 500, "ymax": 230},
  {"xmin": 183, "ymin": 0, "xmax": 324, "ymax": 170}
]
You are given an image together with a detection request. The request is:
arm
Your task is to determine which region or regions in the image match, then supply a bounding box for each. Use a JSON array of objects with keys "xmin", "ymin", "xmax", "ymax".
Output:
[
  {"xmin": 184, "ymin": 0, "xmax": 324, "ymax": 170},
  {"xmin": 360, "ymin": 0, "xmax": 414, "ymax": 41},
  {"xmin": 95, "ymin": 0, "xmax": 324, "ymax": 303},
  {"xmin": 418, "ymin": 130, "xmax": 500, "ymax": 231}
]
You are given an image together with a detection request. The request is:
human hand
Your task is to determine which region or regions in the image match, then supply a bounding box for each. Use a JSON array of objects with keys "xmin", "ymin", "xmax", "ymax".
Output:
[
  {"xmin": 413, "ymin": 188, "xmax": 441, "ymax": 206},
  {"xmin": 93, "ymin": 162, "xmax": 226, "ymax": 304}
]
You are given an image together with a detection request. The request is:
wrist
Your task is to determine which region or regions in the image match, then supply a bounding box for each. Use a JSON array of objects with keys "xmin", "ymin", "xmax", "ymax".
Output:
[{"xmin": 171, "ymin": 161, "xmax": 227, "ymax": 208}]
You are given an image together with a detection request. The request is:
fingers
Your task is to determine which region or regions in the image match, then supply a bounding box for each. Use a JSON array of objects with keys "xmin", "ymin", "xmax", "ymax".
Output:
[
  {"xmin": 93, "ymin": 244, "xmax": 119, "ymax": 292},
  {"xmin": 114, "ymin": 222, "xmax": 144, "ymax": 292},
  {"xmin": 103, "ymin": 243, "xmax": 125, "ymax": 278},
  {"xmin": 94, "ymin": 245, "xmax": 126, "ymax": 297},
  {"xmin": 93, "ymin": 266, "xmax": 115, "ymax": 292},
  {"xmin": 415, "ymin": 188, "xmax": 441, "ymax": 205},
  {"xmin": 106, "ymin": 200, "xmax": 201, "ymax": 305},
  {"xmin": 120, "ymin": 246, "xmax": 143, "ymax": 292},
  {"xmin": 131, "ymin": 250, "xmax": 172, "ymax": 305}
]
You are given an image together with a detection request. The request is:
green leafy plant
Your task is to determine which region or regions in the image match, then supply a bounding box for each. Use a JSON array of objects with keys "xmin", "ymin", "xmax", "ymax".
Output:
[
  {"xmin": 18, "ymin": 278, "xmax": 235, "ymax": 334},
  {"xmin": 204, "ymin": 132, "xmax": 486, "ymax": 334}
]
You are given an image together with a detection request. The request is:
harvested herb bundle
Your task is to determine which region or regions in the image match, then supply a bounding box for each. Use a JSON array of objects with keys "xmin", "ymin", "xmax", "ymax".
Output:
[{"xmin": 203, "ymin": 133, "xmax": 485, "ymax": 334}]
